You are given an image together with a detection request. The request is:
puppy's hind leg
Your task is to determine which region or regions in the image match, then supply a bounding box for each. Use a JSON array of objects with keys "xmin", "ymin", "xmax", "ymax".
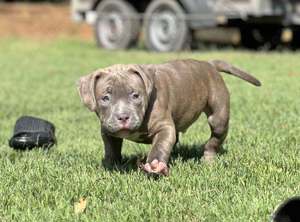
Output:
[{"xmin": 203, "ymin": 93, "xmax": 230, "ymax": 162}]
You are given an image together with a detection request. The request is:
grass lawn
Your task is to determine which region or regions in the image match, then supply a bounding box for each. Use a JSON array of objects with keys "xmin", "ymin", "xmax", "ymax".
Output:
[{"xmin": 0, "ymin": 38, "xmax": 299, "ymax": 221}]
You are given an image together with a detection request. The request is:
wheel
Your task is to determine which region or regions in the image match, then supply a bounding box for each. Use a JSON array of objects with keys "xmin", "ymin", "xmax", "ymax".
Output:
[
  {"xmin": 258, "ymin": 26, "xmax": 282, "ymax": 50},
  {"xmin": 143, "ymin": 0, "xmax": 190, "ymax": 52},
  {"xmin": 240, "ymin": 26, "xmax": 258, "ymax": 49},
  {"xmin": 240, "ymin": 25, "xmax": 282, "ymax": 50},
  {"xmin": 94, "ymin": 0, "xmax": 140, "ymax": 50}
]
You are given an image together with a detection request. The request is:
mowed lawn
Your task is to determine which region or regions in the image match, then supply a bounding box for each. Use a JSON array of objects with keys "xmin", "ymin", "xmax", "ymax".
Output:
[{"xmin": 0, "ymin": 38, "xmax": 299, "ymax": 222}]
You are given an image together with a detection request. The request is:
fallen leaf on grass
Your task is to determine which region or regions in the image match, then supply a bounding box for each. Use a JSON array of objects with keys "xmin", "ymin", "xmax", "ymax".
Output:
[
  {"xmin": 74, "ymin": 197, "xmax": 87, "ymax": 214},
  {"xmin": 288, "ymin": 72, "xmax": 300, "ymax": 77}
]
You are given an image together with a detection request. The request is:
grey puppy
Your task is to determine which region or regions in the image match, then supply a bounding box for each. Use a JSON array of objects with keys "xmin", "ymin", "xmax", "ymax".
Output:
[{"xmin": 77, "ymin": 59, "xmax": 261, "ymax": 176}]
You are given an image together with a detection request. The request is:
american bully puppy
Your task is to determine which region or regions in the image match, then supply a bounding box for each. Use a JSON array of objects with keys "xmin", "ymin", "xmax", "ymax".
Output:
[{"xmin": 77, "ymin": 59, "xmax": 261, "ymax": 176}]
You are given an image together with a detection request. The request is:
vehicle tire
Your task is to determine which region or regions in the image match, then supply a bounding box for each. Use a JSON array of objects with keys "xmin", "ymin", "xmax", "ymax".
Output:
[
  {"xmin": 94, "ymin": 0, "xmax": 140, "ymax": 50},
  {"xmin": 143, "ymin": 0, "xmax": 190, "ymax": 52},
  {"xmin": 240, "ymin": 25, "xmax": 281, "ymax": 50},
  {"xmin": 258, "ymin": 26, "xmax": 282, "ymax": 50}
]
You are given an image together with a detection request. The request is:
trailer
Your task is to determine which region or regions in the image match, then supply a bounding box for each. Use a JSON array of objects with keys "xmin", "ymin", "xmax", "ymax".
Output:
[{"xmin": 71, "ymin": 0, "xmax": 300, "ymax": 51}]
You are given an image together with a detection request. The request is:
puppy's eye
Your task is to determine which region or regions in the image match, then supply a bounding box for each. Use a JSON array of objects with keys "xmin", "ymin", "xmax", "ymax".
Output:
[
  {"xmin": 131, "ymin": 93, "xmax": 140, "ymax": 100},
  {"xmin": 102, "ymin": 95, "xmax": 110, "ymax": 102}
]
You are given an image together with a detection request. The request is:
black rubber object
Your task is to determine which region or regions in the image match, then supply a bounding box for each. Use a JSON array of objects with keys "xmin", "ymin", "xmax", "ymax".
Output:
[
  {"xmin": 9, "ymin": 116, "xmax": 56, "ymax": 150},
  {"xmin": 272, "ymin": 197, "xmax": 300, "ymax": 222}
]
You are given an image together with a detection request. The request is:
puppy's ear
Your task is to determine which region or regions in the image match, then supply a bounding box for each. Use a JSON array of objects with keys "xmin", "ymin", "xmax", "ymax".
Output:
[
  {"xmin": 77, "ymin": 70, "xmax": 103, "ymax": 112},
  {"xmin": 129, "ymin": 65, "xmax": 154, "ymax": 99}
]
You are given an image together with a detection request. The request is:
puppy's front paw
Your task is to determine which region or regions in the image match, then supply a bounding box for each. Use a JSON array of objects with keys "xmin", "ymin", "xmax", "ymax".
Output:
[
  {"xmin": 202, "ymin": 151, "xmax": 217, "ymax": 163},
  {"xmin": 140, "ymin": 159, "xmax": 169, "ymax": 176}
]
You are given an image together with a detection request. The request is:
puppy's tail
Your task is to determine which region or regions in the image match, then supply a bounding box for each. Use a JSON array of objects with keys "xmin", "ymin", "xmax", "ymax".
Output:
[{"xmin": 209, "ymin": 60, "xmax": 261, "ymax": 86}]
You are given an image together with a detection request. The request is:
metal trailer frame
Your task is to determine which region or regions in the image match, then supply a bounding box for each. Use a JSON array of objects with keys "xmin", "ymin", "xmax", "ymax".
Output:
[
  {"xmin": 72, "ymin": 0, "xmax": 300, "ymax": 26},
  {"xmin": 71, "ymin": 0, "xmax": 300, "ymax": 51}
]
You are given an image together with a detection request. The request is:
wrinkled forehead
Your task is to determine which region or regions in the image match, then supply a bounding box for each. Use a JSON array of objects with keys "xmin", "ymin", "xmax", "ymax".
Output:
[{"xmin": 95, "ymin": 70, "xmax": 145, "ymax": 95}]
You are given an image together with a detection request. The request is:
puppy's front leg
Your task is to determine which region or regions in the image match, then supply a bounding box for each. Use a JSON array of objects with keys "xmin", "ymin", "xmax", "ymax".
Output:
[
  {"xmin": 101, "ymin": 130, "xmax": 123, "ymax": 167},
  {"xmin": 141, "ymin": 125, "xmax": 176, "ymax": 176}
]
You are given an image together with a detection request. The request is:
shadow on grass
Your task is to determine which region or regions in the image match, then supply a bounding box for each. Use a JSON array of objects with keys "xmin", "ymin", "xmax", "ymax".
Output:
[
  {"xmin": 103, "ymin": 143, "xmax": 227, "ymax": 174},
  {"xmin": 171, "ymin": 143, "xmax": 205, "ymax": 162}
]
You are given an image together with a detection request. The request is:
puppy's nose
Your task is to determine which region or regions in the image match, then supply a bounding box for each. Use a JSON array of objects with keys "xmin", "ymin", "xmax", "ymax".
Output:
[{"xmin": 116, "ymin": 113, "xmax": 130, "ymax": 123}]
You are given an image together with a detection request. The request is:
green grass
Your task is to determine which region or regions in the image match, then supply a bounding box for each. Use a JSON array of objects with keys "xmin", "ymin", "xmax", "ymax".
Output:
[{"xmin": 0, "ymin": 38, "xmax": 299, "ymax": 222}]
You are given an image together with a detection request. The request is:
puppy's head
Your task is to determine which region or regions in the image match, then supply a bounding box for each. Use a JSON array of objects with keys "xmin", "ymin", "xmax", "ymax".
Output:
[{"xmin": 77, "ymin": 64, "xmax": 154, "ymax": 136}]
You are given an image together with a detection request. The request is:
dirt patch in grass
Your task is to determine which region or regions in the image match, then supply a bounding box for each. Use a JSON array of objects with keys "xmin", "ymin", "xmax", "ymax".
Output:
[{"xmin": 0, "ymin": 3, "xmax": 93, "ymax": 40}]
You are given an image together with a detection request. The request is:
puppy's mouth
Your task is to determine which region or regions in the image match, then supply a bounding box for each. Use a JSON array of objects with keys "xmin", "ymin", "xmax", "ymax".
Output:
[
  {"xmin": 106, "ymin": 124, "xmax": 132, "ymax": 134},
  {"xmin": 118, "ymin": 126, "xmax": 130, "ymax": 132},
  {"xmin": 103, "ymin": 120, "xmax": 141, "ymax": 135},
  {"xmin": 118, "ymin": 122, "xmax": 131, "ymax": 130},
  {"xmin": 114, "ymin": 123, "xmax": 141, "ymax": 136}
]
